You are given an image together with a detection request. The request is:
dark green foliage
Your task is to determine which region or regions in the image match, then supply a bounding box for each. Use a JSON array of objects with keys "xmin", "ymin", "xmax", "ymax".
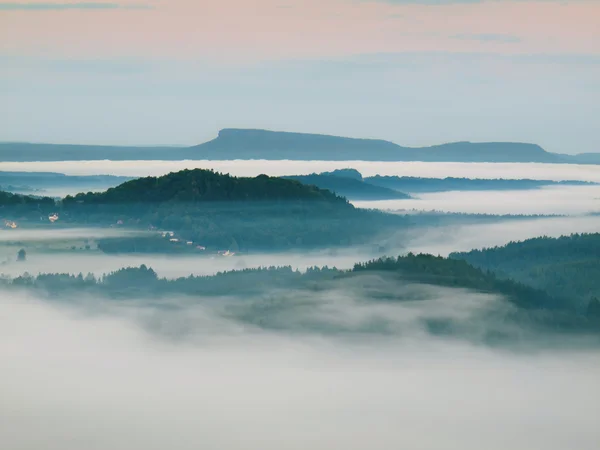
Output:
[
  {"xmin": 63, "ymin": 169, "xmax": 348, "ymax": 205},
  {"xmin": 5, "ymin": 252, "xmax": 598, "ymax": 337},
  {"xmin": 0, "ymin": 190, "xmax": 56, "ymax": 221},
  {"xmin": 450, "ymin": 233, "xmax": 600, "ymax": 312},
  {"xmin": 353, "ymin": 253, "xmax": 566, "ymax": 311},
  {"xmin": 283, "ymin": 173, "xmax": 411, "ymax": 200},
  {"xmin": 57, "ymin": 169, "xmax": 406, "ymax": 251},
  {"xmin": 0, "ymin": 190, "xmax": 55, "ymax": 206}
]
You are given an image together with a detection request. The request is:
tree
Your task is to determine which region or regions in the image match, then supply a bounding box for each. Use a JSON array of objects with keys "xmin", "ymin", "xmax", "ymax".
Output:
[{"xmin": 16, "ymin": 248, "xmax": 26, "ymax": 262}]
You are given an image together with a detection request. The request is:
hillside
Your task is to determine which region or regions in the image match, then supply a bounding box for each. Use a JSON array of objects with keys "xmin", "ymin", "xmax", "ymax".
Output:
[
  {"xmin": 5, "ymin": 253, "xmax": 597, "ymax": 338},
  {"xmin": 59, "ymin": 169, "xmax": 405, "ymax": 251},
  {"xmin": 0, "ymin": 171, "xmax": 132, "ymax": 195},
  {"xmin": 3, "ymin": 129, "xmax": 598, "ymax": 163},
  {"xmin": 283, "ymin": 172, "xmax": 411, "ymax": 200},
  {"xmin": 0, "ymin": 190, "xmax": 54, "ymax": 206},
  {"xmin": 450, "ymin": 233, "xmax": 600, "ymax": 309},
  {"xmin": 63, "ymin": 169, "xmax": 350, "ymax": 205}
]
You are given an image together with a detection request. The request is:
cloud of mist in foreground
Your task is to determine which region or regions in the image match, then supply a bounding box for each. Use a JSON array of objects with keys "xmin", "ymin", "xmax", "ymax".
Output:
[
  {"xmin": 2, "ymin": 160, "xmax": 600, "ymax": 182},
  {"xmin": 1, "ymin": 288, "xmax": 599, "ymax": 450}
]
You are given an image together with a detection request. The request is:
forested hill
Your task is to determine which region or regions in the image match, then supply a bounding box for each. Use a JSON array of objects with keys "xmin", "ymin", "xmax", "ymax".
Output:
[
  {"xmin": 63, "ymin": 169, "xmax": 350, "ymax": 206},
  {"xmin": 283, "ymin": 172, "xmax": 411, "ymax": 200},
  {"xmin": 450, "ymin": 234, "xmax": 600, "ymax": 308},
  {"xmin": 0, "ymin": 190, "xmax": 54, "ymax": 206},
  {"xmin": 57, "ymin": 169, "xmax": 405, "ymax": 251},
  {"xmin": 5, "ymin": 254, "xmax": 597, "ymax": 338}
]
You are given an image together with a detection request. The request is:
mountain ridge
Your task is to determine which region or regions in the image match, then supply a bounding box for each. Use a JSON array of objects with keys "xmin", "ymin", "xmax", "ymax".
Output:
[{"xmin": 1, "ymin": 128, "xmax": 597, "ymax": 163}]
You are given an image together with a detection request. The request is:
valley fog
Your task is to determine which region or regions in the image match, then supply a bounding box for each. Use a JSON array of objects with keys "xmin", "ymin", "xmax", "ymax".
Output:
[
  {"xmin": 1, "ymin": 290, "xmax": 599, "ymax": 450},
  {"xmin": 2, "ymin": 216, "xmax": 600, "ymax": 278},
  {"xmin": 354, "ymin": 185, "xmax": 600, "ymax": 215},
  {"xmin": 3, "ymin": 160, "xmax": 600, "ymax": 182}
]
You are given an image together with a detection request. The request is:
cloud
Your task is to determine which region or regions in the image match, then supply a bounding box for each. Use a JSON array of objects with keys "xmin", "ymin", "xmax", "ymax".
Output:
[
  {"xmin": 1, "ymin": 289, "xmax": 600, "ymax": 450},
  {"xmin": 452, "ymin": 33, "xmax": 522, "ymax": 43},
  {"xmin": 0, "ymin": 2, "xmax": 148, "ymax": 10}
]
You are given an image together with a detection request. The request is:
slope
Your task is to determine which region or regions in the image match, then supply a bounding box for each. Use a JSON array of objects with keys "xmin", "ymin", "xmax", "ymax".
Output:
[{"xmin": 450, "ymin": 233, "xmax": 600, "ymax": 310}]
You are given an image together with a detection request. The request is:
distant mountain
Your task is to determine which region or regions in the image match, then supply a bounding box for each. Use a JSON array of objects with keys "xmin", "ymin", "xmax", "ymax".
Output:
[
  {"xmin": 284, "ymin": 169, "xmax": 411, "ymax": 201},
  {"xmin": 366, "ymin": 176, "xmax": 597, "ymax": 193},
  {"xmin": 0, "ymin": 143, "xmax": 179, "ymax": 162},
  {"xmin": 0, "ymin": 171, "xmax": 133, "ymax": 195},
  {"xmin": 321, "ymin": 168, "xmax": 363, "ymax": 181},
  {"xmin": 2, "ymin": 129, "xmax": 598, "ymax": 163},
  {"xmin": 187, "ymin": 129, "xmax": 566, "ymax": 163}
]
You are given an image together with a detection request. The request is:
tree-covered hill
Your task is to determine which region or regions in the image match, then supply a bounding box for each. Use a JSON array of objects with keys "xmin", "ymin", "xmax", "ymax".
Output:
[
  {"xmin": 283, "ymin": 172, "xmax": 411, "ymax": 201},
  {"xmin": 0, "ymin": 190, "xmax": 56, "ymax": 221},
  {"xmin": 4, "ymin": 253, "xmax": 597, "ymax": 339},
  {"xmin": 450, "ymin": 233, "xmax": 600, "ymax": 308},
  {"xmin": 0, "ymin": 190, "xmax": 55, "ymax": 206},
  {"xmin": 63, "ymin": 169, "xmax": 349, "ymax": 205},
  {"xmin": 57, "ymin": 169, "xmax": 406, "ymax": 251}
]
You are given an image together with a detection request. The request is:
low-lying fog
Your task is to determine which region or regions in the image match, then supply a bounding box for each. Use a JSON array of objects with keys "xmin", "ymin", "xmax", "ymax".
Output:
[
  {"xmin": 1, "ymin": 289, "xmax": 599, "ymax": 450},
  {"xmin": 2, "ymin": 216, "xmax": 599, "ymax": 278},
  {"xmin": 354, "ymin": 185, "xmax": 600, "ymax": 215},
  {"xmin": 0, "ymin": 227, "xmax": 142, "ymax": 242},
  {"xmin": 3, "ymin": 160, "xmax": 600, "ymax": 182},
  {"xmin": 401, "ymin": 215, "xmax": 600, "ymax": 256},
  {"xmin": 0, "ymin": 249, "xmax": 375, "ymax": 279}
]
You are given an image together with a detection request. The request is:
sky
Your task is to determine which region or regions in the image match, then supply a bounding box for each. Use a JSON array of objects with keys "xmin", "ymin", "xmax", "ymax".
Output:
[{"xmin": 0, "ymin": 0, "xmax": 599, "ymax": 153}]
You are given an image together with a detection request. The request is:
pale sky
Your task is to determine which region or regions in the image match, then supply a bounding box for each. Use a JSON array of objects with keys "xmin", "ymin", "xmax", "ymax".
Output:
[{"xmin": 1, "ymin": 0, "xmax": 599, "ymax": 153}]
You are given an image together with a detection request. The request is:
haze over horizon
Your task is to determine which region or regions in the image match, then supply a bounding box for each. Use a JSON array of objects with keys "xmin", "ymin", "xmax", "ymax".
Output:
[{"xmin": 1, "ymin": 0, "xmax": 599, "ymax": 154}]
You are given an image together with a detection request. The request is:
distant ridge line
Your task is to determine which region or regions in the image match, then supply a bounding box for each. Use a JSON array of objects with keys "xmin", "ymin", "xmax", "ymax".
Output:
[{"xmin": 0, "ymin": 128, "xmax": 598, "ymax": 164}]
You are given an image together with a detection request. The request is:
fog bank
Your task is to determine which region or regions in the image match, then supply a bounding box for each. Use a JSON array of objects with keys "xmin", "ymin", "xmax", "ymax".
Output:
[
  {"xmin": 353, "ymin": 185, "xmax": 600, "ymax": 215},
  {"xmin": 1, "ymin": 290, "xmax": 599, "ymax": 450},
  {"xmin": 3, "ymin": 216, "xmax": 599, "ymax": 278},
  {"xmin": 402, "ymin": 215, "xmax": 600, "ymax": 257},
  {"xmin": 2, "ymin": 160, "xmax": 600, "ymax": 182}
]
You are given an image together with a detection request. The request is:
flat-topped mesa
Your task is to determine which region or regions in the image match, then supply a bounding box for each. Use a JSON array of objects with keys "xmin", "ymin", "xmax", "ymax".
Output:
[
  {"xmin": 190, "ymin": 128, "xmax": 561, "ymax": 162},
  {"xmin": 0, "ymin": 128, "xmax": 594, "ymax": 163},
  {"xmin": 196, "ymin": 128, "xmax": 399, "ymax": 159}
]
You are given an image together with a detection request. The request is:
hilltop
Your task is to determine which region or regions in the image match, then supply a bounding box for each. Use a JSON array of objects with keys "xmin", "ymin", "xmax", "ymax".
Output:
[
  {"xmin": 283, "ymin": 169, "xmax": 411, "ymax": 201},
  {"xmin": 63, "ymin": 168, "xmax": 349, "ymax": 205},
  {"xmin": 5, "ymin": 253, "xmax": 597, "ymax": 339},
  {"xmin": 58, "ymin": 169, "xmax": 404, "ymax": 251},
  {"xmin": 2, "ymin": 129, "xmax": 597, "ymax": 163}
]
